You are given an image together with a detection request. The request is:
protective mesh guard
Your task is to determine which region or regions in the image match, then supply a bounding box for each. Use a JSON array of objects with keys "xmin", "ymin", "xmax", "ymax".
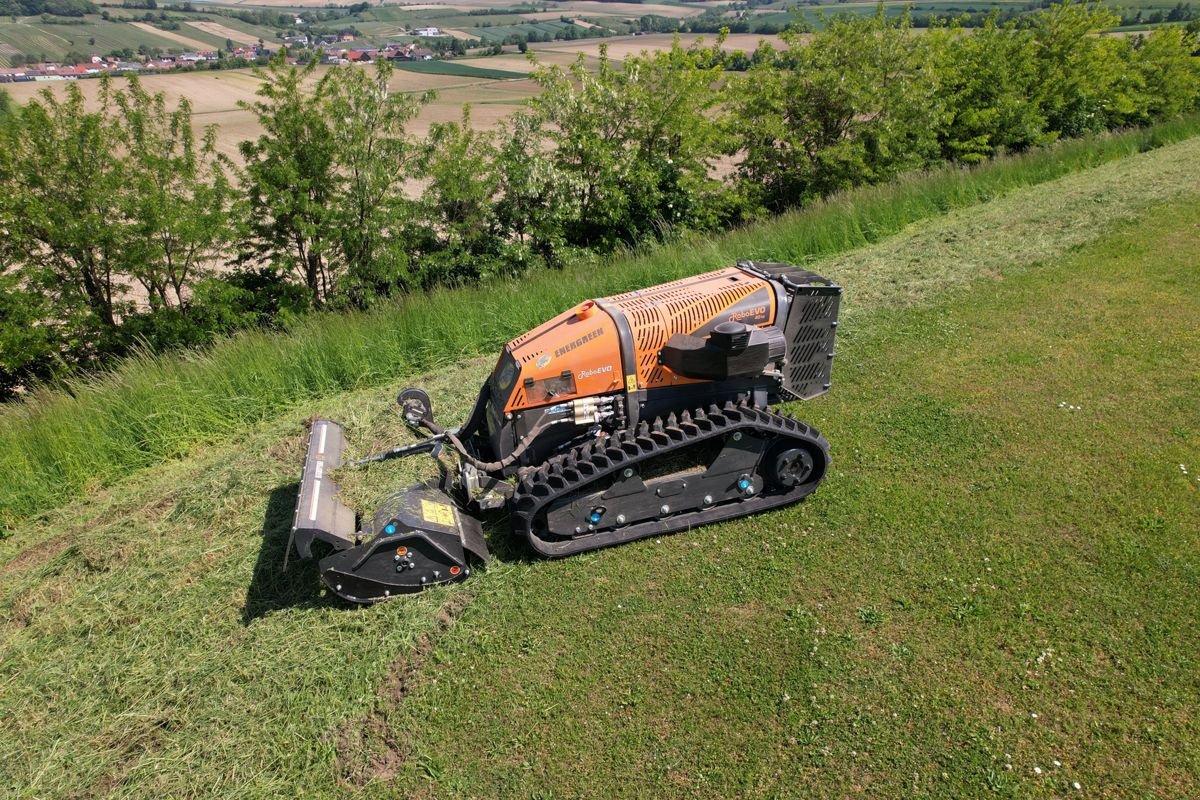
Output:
[{"xmin": 749, "ymin": 264, "xmax": 841, "ymax": 401}]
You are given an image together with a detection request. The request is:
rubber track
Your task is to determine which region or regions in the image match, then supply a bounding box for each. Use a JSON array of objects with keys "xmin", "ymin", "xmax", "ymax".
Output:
[{"xmin": 510, "ymin": 401, "xmax": 830, "ymax": 557}]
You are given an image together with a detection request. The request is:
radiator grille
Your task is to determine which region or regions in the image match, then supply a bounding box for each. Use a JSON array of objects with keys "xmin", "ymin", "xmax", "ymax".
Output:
[
  {"xmin": 781, "ymin": 290, "xmax": 840, "ymax": 401},
  {"xmin": 607, "ymin": 268, "xmax": 764, "ymax": 384}
]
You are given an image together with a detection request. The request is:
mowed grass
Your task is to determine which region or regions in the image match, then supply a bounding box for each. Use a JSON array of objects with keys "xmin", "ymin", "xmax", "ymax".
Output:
[
  {"xmin": 3, "ymin": 116, "xmax": 1200, "ymax": 528},
  {"xmin": 1, "ymin": 159, "xmax": 1197, "ymax": 798}
]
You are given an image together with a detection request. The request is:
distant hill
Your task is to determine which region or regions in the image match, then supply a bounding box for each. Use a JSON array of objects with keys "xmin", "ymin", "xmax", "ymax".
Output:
[{"xmin": 0, "ymin": 0, "xmax": 97, "ymax": 17}]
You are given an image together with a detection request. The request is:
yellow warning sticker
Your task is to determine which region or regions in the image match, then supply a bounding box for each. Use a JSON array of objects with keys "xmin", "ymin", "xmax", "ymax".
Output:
[
  {"xmin": 420, "ymin": 499, "xmax": 456, "ymax": 528},
  {"xmin": 625, "ymin": 374, "xmax": 638, "ymax": 392}
]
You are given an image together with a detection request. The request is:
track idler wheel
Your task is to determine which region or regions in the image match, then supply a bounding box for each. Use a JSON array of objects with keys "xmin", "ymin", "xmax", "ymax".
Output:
[{"xmin": 768, "ymin": 445, "xmax": 816, "ymax": 489}]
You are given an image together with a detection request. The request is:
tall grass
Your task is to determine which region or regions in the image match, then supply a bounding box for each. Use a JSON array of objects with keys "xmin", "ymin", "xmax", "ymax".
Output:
[{"xmin": 2, "ymin": 115, "xmax": 1198, "ymax": 526}]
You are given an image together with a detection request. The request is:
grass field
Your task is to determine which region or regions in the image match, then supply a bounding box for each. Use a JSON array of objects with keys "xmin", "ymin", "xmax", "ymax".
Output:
[
  {"xmin": 391, "ymin": 59, "xmax": 529, "ymax": 80},
  {"xmin": 1, "ymin": 132, "xmax": 1197, "ymax": 798}
]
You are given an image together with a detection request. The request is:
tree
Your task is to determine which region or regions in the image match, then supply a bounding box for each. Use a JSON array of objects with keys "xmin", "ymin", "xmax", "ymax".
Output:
[
  {"xmin": 0, "ymin": 80, "xmax": 131, "ymax": 358},
  {"xmin": 0, "ymin": 77, "xmax": 238, "ymax": 377},
  {"xmin": 527, "ymin": 37, "xmax": 733, "ymax": 249},
  {"xmin": 416, "ymin": 108, "xmax": 508, "ymax": 286},
  {"xmin": 0, "ymin": 274, "xmax": 61, "ymax": 400},
  {"xmin": 321, "ymin": 60, "xmax": 429, "ymax": 305},
  {"xmin": 494, "ymin": 110, "xmax": 578, "ymax": 268},
  {"xmin": 730, "ymin": 11, "xmax": 941, "ymax": 212},
  {"xmin": 930, "ymin": 16, "xmax": 1049, "ymax": 163},
  {"xmin": 239, "ymin": 58, "xmax": 338, "ymax": 306},
  {"xmin": 113, "ymin": 78, "xmax": 236, "ymax": 312},
  {"xmin": 239, "ymin": 58, "xmax": 429, "ymax": 307},
  {"xmin": 1130, "ymin": 25, "xmax": 1200, "ymax": 121},
  {"xmin": 1030, "ymin": 1, "xmax": 1132, "ymax": 136}
]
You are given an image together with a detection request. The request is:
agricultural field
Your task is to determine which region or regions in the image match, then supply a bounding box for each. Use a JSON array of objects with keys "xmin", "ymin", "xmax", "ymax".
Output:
[
  {"xmin": 1, "ymin": 0, "xmax": 1179, "ymax": 68},
  {"xmin": 1, "ymin": 129, "xmax": 1198, "ymax": 798},
  {"xmin": 0, "ymin": 31, "xmax": 766, "ymax": 161},
  {"xmin": 0, "ymin": 17, "xmax": 191, "ymax": 65},
  {"xmin": 1, "ymin": 62, "xmax": 541, "ymax": 160},
  {"xmin": 0, "ymin": 11, "xmax": 282, "ymax": 67}
]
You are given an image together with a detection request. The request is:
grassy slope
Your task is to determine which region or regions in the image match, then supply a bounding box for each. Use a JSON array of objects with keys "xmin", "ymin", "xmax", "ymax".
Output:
[
  {"xmin": 4, "ymin": 117, "xmax": 1200, "ymax": 527},
  {"xmin": 1, "ymin": 139, "xmax": 1197, "ymax": 798}
]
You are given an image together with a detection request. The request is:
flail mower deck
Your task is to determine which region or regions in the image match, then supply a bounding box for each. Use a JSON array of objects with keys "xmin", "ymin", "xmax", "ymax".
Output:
[{"xmin": 287, "ymin": 261, "xmax": 841, "ymax": 603}]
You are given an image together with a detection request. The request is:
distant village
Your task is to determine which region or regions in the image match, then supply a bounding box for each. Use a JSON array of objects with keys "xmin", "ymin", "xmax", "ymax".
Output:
[{"xmin": 0, "ymin": 35, "xmax": 439, "ymax": 83}]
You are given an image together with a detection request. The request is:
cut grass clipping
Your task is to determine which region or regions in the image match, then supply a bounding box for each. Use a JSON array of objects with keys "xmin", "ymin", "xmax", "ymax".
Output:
[
  {"xmin": 1, "ymin": 160, "xmax": 1196, "ymax": 799},
  {"xmin": 1, "ymin": 115, "xmax": 1199, "ymax": 528}
]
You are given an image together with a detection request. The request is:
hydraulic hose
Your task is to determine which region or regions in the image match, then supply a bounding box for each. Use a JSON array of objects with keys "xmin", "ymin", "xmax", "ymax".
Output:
[{"xmin": 425, "ymin": 416, "xmax": 570, "ymax": 474}]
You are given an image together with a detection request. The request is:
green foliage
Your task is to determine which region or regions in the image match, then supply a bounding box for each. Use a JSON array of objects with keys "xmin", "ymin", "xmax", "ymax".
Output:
[
  {"xmin": 493, "ymin": 110, "xmax": 578, "ymax": 268},
  {"xmin": 0, "ymin": 77, "xmax": 235, "ymax": 387},
  {"xmin": 0, "ymin": 80, "xmax": 134, "ymax": 365},
  {"xmin": 1029, "ymin": 1, "xmax": 1133, "ymax": 135},
  {"xmin": 930, "ymin": 17, "xmax": 1049, "ymax": 163},
  {"xmin": 238, "ymin": 58, "xmax": 339, "ymax": 307},
  {"xmin": 114, "ymin": 79, "xmax": 236, "ymax": 313},
  {"xmin": 415, "ymin": 109, "xmax": 512, "ymax": 287},
  {"xmin": 731, "ymin": 3, "xmax": 1200, "ymax": 212},
  {"xmin": 527, "ymin": 37, "xmax": 735, "ymax": 248},
  {"xmin": 733, "ymin": 11, "xmax": 943, "ymax": 211},
  {"xmin": 0, "ymin": 275, "xmax": 61, "ymax": 400},
  {"xmin": 1130, "ymin": 25, "xmax": 1200, "ymax": 121},
  {"xmin": 2, "ymin": 4, "xmax": 1200, "ymax": 404},
  {"xmin": 0, "ymin": 0, "xmax": 95, "ymax": 16},
  {"xmin": 239, "ymin": 58, "xmax": 429, "ymax": 308}
]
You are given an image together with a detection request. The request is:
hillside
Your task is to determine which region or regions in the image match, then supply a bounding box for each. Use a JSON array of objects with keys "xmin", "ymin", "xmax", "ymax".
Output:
[{"xmin": 1, "ymin": 136, "xmax": 1198, "ymax": 798}]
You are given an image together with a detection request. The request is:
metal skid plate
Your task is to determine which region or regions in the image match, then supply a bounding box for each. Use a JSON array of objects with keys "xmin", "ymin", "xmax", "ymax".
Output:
[
  {"xmin": 318, "ymin": 485, "xmax": 489, "ymax": 603},
  {"xmin": 290, "ymin": 419, "xmax": 357, "ymax": 561}
]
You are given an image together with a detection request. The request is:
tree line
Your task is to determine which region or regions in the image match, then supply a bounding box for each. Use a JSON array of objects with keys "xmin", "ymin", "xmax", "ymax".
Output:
[{"xmin": 1, "ymin": 2, "xmax": 1198, "ymax": 400}]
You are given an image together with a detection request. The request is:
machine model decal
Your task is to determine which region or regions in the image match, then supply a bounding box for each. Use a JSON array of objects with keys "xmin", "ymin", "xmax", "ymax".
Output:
[
  {"xmin": 729, "ymin": 304, "xmax": 769, "ymax": 323},
  {"xmin": 577, "ymin": 365, "xmax": 614, "ymax": 380}
]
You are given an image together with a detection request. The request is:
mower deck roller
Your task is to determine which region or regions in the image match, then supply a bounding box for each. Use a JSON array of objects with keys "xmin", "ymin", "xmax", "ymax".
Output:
[{"xmin": 288, "ymin": 260, "xmax": 840, "ymax": 603}]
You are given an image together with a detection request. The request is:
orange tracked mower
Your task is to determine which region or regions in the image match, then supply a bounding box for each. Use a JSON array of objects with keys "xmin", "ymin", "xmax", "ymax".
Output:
[{"xmin": 289, "ymin": 261, "xmax": 841, "ymax": 603}]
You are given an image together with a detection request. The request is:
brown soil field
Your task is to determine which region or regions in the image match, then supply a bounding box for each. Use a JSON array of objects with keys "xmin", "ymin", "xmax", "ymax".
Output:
[
  {"xmin": 2, "ymin": 34, "xmax": 756, "ymax": 163},
  {"xmin": 534, "ymin": 32, "xmax": 785, "ymax": 59},
  {"xmin": 4, "ymin": 66, "xmax": 541, "ymax": 161},
  {"xmin": 127, "ymin": 21, "xmax": 215, "ymax": 52},
  {"xmin": 548, "ymin": 1, "xmax": 701, "ymax": 18}
]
